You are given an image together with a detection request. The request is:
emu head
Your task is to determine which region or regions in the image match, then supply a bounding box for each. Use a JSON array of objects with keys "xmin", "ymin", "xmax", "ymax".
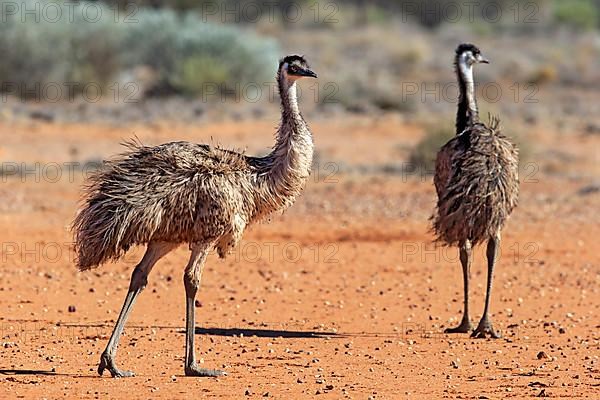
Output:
[
  {"xmin": 278, "ymin": 55, "xmax": 317, "ymax": 85},
  {"xmin": 456, "ymin": 43, "xmax": 489, "ymax": 67}
]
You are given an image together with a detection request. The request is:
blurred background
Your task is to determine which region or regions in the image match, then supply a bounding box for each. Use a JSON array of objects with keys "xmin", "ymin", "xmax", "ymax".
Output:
[
  {"xmin": 0, "ymin": 0, "xmax": 598, "ymax": 182},
  {"xmin": 0, "ymin": 0, "xmax": 599, "ymax": 140}
]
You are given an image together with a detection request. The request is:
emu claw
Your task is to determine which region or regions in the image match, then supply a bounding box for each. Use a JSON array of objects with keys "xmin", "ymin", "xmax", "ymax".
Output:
[
  {"xmin": 470, "ymin": 322, "xmax": 501, "ymax": 339},
  {"xmin": 185, "ymin": 363, "xmax": 227, "ymax": 377},
  {"xmin": 98, "ymin": 353, "xmax": 135, "ymax": 378},
  {"xmin": 444, "ymin": 318, "xmax": 473, "ymax": 334}
]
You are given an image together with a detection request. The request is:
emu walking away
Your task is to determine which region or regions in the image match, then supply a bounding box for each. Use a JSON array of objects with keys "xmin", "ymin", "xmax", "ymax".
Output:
[
  {"xmin": 73, "ymin": 55, "xmax": 317, "ymax": 377},
  {"xmin": 433, "ymin": 44, "xmax": 519, "ymax": 338}
]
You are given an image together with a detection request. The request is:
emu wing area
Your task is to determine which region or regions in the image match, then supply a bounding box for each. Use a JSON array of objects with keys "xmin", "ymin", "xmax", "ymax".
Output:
[
  {"xmin": 74, "ymin": 141, "xmax": 254, "ymax": 270},
  {"xmin": 432, "ymin": 123, "xmax": 519, "ymax": 246}
]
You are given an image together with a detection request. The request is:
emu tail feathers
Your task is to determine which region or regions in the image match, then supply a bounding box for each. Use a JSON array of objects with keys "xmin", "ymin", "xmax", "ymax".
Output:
[{"xmin": 72, "ymin": 199, "xmax": 132, "ymax": 271}]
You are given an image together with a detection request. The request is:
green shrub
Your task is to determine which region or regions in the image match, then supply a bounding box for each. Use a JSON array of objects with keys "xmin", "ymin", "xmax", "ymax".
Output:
[
  {"xmin": 408, "ymin": 122, "xmax": 455, "ymax": 173},
  {"xmin": 509, "ymin": 128, "xmax": 533, "ymax": 166},
  {"xmin": 172, "ymin": 55, "xmax": 230, "ymax": 95},
  {"xmin": 553, "ymin": 0, "xmax": 598, "ymax": 30},
  {"xmin": 331, "ymin": 74, "xmax": 370, "ymax": 112},
  {"xmin": 371, "ymin": 89, "xmax": 417, "ymax": 113},
  {"xmin": 0, "ymin": 1, "xmax": 279, "ymax": 99},
  {"xmin": 0, "ymin": 1, "xmax": 125, "ymax": 97}
]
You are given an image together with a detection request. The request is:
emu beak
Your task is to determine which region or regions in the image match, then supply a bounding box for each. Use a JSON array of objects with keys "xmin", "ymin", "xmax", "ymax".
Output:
[
  {"xmin": 477, "ymin": 54, "xmax": 490, "ymax": 64},
  {"xmin": 299, "ymin": 68, "xmax": 318, "ymax": 78}
]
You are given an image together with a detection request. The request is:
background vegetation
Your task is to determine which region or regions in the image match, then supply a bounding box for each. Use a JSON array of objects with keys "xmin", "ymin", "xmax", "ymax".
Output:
[
  {"xmin": 0, "ymin": 1, "xmax": 278, "ymax": 98},
  {"xmin": 0, "ymin": 0, "xmax": 598, "ymax": 161}
]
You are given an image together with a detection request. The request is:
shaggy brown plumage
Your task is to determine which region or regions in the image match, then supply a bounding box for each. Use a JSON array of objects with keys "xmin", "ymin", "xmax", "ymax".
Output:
[
  {"xmin": 72, "ymin": 55, "xmax": 317, "ymax": 378},
  {"xmin": 433, "ymin": 115, "xmax": 519, "ymax": 246},
  {"xmin": 74, "ymin": 141, "xmax": 250, "ymax": 269},
  {"xmin": 432, "ymin": 44, "xmax": 519, "ymax": 339}
]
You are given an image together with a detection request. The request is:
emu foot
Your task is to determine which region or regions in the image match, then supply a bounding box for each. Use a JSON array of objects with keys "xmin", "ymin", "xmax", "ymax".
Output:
[
  {"xmin": 444, "ymin": 317, "xmax": 473, "ymax": 334},
  {"xmin": 185, "ymin": 363, "xmax": 227, "ymax": 377},
  {"xmin": 98, "ymin": 353, "xmax": 135, "ymax": 378},
  {"xmin": 471, "ymin": 320, "xmax": 501, "ymax": 339}
]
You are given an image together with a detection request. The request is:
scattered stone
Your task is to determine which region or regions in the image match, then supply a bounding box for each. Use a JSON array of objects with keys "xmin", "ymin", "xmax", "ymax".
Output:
[
  {"xmin": 577, "ymin": 184, "xmax": 600, "ymax": 196},
  {"xmin": 537, "ymin": 351, "xmax": 549, "ymax": 360},
  {"xmin": 528, "ymin": 382, "xmax": 548, "ymax": 388},
  {"xmin": 68, "ymin": 305, "xmax": 76, "ymax": 313},
  {"xmin": 584, "ymin": 122, "xmax": 600, "ymax": 135},
  {"xmin": 29, "ymin": 110, "xmax": 55, "ymax": 122}
]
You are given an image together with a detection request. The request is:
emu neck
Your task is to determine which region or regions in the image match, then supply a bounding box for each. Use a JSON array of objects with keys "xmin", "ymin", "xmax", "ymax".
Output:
[
  {"xmin": 259, "ymin": 75, "xmax": 313, "ymax": 215},
  {"xmin": 456, "ymin": 57, "xmax": 479, "ymax": 134}
]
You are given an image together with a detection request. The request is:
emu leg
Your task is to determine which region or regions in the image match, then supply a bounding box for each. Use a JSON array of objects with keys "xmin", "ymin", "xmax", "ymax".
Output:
[
  {"xmin": 183, "ymin": 243, "xmax": 226, "ymax": 377},
  {"xmin": 472, "ymin": 233, "xmax": 502, "ymax": 339},
  {"xmin": 445, "ymin": 240, "xmax": 473, "ymax": 333},
  {"xmin": 98, "ymin": 242, "xmax": 177, "ymax": 377}
]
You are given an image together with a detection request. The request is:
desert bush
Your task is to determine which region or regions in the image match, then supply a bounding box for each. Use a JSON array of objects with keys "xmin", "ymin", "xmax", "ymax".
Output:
[
  {"xmin": 408, "ymin": 122, "xmax": 455, "ymax": 173},
  {"xmin": 553, "ymin": 0, "xmax": 599, "ymax": 30},
  {"xmin": 371, "ymin": 88, "xmax": 417, "ymax": 113},
  {"xmin": 509, "ymin": 127, "xmax": 533, "ymax": 165},
  {"xmin": 331, "ymin": 74, "xmax": 371, "ymax": 113},
  {"xmin": 122, "ymin": 9, "xmax": 278, "ymax": 95},
  {"xmin": 0, "ymin": 1, "xmax": 278, "ymax": 100},
  {"xmin": 172, "ymin": 55, "xmax": 231, "ymax": 95},
  {"xmin": 0, "ymin": 1, "xmax": 125, "ymax": 97},
  {"xmin": 527, "ymin": 65, "xmax": 559, "ymax": 85}
]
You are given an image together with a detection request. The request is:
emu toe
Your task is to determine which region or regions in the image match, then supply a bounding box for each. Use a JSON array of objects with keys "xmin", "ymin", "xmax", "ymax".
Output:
[
  {"xmin": 185, "ymin": 364, "xmax": 227, "ymax": 377},
  {"xmin": 470, "ymin": 321, "xmax": 501, "ymax": 339},
  {"xmin": 444, "ymin": 318, "xmax": 473, "ymax": 334},
  {"xmin": 98, "ymin": 354, "xmax": 135, "ymax": 378}
]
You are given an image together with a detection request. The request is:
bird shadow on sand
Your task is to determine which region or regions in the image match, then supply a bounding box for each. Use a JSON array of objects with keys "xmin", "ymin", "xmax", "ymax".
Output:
[
  {"xmin": 0, "ymin": 369, "xmax": 96, "ymax": 379},
  {"xmin": 194, "ymin": 327, "xmax": 348, "ymax": 339},
  {"xmin": 0, "ymin": 369, "xmax": 58, "ymax": 376},
  {"xmin": 54, "ymin": 322, "xmax": 350, "ymax": 340}
]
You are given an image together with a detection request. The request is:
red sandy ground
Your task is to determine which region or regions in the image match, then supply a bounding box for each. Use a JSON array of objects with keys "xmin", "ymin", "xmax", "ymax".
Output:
[{"xmin": 0, "ymin": 115, "xmax": 598, "ymax": 399}]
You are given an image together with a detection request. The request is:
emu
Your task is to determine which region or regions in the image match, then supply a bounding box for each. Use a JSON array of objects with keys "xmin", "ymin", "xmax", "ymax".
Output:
[
  {"xmin": 73, "ymin": 55, "xmax": 317, "ymax": 377},
  {"xmin": 433, "ymin": 44, "xmax": 519, "ymax": 338}
]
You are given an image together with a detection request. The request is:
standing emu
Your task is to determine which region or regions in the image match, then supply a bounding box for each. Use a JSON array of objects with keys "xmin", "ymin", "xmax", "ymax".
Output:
[
  {"xmin": 433, "ymin": 44, "xmax": 519, "ymax": 338},
  {"xmin": 73, "ymin": 55, "xmax": 317, "ymax": 377}
]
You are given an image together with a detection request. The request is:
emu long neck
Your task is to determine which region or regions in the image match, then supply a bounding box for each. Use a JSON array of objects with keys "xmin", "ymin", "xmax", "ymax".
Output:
[
  {"xmin": 456, "ymin": 56, "xmax": 479, "ymax": 134},
  {"xmin": 259, "ymin": 73, "xmax": 314, "ymax": 214}
]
